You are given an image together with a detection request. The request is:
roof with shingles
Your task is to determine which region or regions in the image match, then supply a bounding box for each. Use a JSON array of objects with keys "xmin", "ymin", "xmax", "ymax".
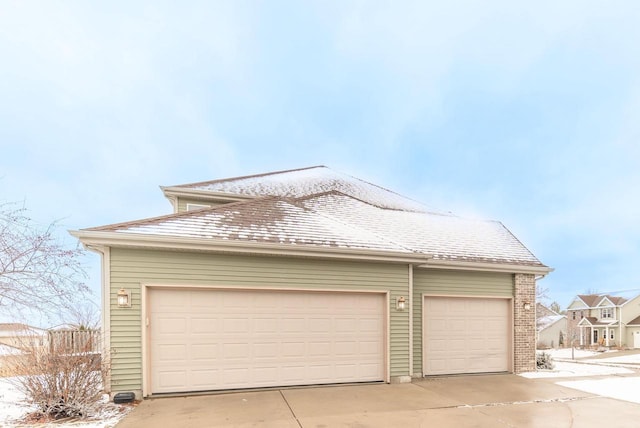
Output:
[
  {"xmin": 87, "ymin": 190, "xmax": 544, "ymax": 267},
  {"xmin": 167, "ymin": 166, "xmax": 438, "ymax": 213},
  {"xmin": 627, "ymin": 316, "xmax": 640, "ymax": 326},
  {"xmin": 576, "ymin": 294, "xmax": 628, "ymax": 308}
]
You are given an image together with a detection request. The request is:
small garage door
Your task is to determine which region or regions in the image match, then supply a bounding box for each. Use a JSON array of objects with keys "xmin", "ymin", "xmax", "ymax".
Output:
[
  {"xmin": 149, "ymin": 288, "xmax": 385, "ymax": 394},
  {"xmin": 423, "ymin": 297, "xmax": 510, "ymax": 375}
]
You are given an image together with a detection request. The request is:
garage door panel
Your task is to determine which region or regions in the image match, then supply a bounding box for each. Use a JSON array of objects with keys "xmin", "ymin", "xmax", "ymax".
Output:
[
  {"xmin": 424, "ymin": 297, "xmax": 510, "ymax": 376},
  {"xmin": 150, "ymin": 289, "xmax": 385, "ymax": 394}
]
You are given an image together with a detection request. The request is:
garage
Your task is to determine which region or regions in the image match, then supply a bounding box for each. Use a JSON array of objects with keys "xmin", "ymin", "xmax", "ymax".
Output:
[
  {"xmin": 148, "ymin": 288, "xmax": 386, "ymax": 394},
  {"xmin": 423, "ymin": 296, "xmax": 511, "ymax": 376}
]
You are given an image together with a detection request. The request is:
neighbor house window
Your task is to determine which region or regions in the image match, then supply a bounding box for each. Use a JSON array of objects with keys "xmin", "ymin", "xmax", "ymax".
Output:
[
  {"xmin": 610, "ymin": 330, "xmax": 615, "ymax": 340},
  {"xmin": 581, "ymin": 311, "xmax": 584, "ymax": 319},
  {"xmin": 601, "ymin": 308, "xmax": 613, "ymax": 319},
  {"xmin": 572, "ymin": 311, "xmax": 576, "ymax": 320}
]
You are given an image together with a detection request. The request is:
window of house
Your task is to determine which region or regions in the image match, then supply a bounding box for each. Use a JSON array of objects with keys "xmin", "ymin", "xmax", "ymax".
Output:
[
  {"xmin": 601, "ymin": 308, "xmax": 613, "ymax": 319},
  {"xmin": 572, "ymin": 311, "xmax": 576, "ymax": 320},
  {"xmin": 593, "ymin": 330, "xmax": 598, "ymax": 342},
  {"xmin": 580, "ymin": 311, "xmax": 584, "ymax": 319},
  {"xmin": 610, "ymin": 330, "xmax": 615, "ymax": 340}
]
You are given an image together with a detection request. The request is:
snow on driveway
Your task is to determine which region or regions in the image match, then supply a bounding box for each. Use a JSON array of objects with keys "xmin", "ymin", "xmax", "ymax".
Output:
[
  {"xmin": 518, "ymin": 349, "xmax": 640, "ymax": 404},
  {"xmin": 558, "ymin": 377, "xmax": 640, "ymax": 404}
]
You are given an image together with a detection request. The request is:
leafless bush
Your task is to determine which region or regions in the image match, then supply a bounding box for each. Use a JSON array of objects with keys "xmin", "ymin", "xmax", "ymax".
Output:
[{"xmin": 9, "ymin": 338, "xmax": 107, "ymax": 420}]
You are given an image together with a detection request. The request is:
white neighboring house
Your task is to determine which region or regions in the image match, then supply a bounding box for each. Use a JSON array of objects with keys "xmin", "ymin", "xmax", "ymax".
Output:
[
  {"xmin": 0, "ymin": 323, "xmax": 47, "ymax": 351},
  {"xmin": 536, "ymin": 303, "xmax": 567, "ymax": 349}
]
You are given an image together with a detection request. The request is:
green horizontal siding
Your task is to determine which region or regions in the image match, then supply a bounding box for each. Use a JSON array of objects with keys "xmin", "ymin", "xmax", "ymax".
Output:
[
  {"xmin": 412, "ymin": 269, "xmax": 514, "ymax": 375},
  {"xmin": 109, "ymin": 248, "xmax": 410, "ymax": 394}
]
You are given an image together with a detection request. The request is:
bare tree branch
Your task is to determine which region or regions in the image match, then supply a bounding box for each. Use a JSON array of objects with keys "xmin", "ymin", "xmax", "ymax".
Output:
[{"xmin": 0, "ymin": 202, "xmax": 89, "ymax": 322}]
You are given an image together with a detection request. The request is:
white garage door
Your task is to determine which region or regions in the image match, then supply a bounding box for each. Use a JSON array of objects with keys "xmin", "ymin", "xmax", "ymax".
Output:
[
  {"xmin": 149, "ymin": 288, "xmax": 385, "ymax": 394},
  {"xmin": 423, "ymin": 297, "xmax": 510, "ymax": 376}
]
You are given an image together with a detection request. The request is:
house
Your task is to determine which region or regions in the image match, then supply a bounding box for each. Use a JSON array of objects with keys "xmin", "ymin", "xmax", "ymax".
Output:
[
  {"xmin": 536, "ymin": 303, "xmax": 566, "ymax": 349},
  {"xmin": 71, "ymin": 166, "xmax": 551, "ymax": 399},
  {"xmin": 0, "ymin": 323, "xmax": 46, "ymax": 350},
  {"xmin": 566, "ymin": 293, "xmax": 640, "ymax": 348}
]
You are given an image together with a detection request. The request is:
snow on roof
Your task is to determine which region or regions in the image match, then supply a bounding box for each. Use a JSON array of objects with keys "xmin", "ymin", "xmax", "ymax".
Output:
[
  {"xmin": 300, "ymin": 193, "xmax": 541, "ymax": 265},
  {"xmin": 89, "ymin": 191, "xmax": 544, "ymax": 266},
  {"xmin": 0, "ymin": 343, "xmax": 24, "ymax": 356},
  {"xmin": 537, "ymin": 315, "xmax": 565, "ymax": 331},
  {"xmin": 169, "ymin": 166, "xmax": 438, "ymax": 213},
  {"xmin": 92, "ymin": 196, "xmax": 412, "ymax": 253}
]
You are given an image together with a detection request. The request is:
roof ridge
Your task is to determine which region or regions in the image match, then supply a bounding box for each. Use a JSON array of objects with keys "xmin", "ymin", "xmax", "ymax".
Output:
[
  {"xmin": 166, "ymin": 165, "xmax": 326, "ymax": 189},
  {"xmin": 293, "ymin": 193, "xmax": 421, "ymax": 256}
]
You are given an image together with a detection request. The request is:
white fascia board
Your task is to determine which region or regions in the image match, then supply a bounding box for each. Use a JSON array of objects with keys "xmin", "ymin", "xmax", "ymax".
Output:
[
  {"xmin": 69, "ymin": 230, "xmax": 433, "ymax": 264},
  {"xmin": 417, "ymin": 259, "xmax": 553, "ymax": 275},
  {"xmin": 161, "ymin": 187, "xmax": 254, "ymax": 203}
]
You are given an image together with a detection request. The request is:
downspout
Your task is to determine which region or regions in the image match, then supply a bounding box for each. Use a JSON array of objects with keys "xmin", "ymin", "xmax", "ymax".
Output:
[
  {"xmin": 408, "ymin": 264, "xmax": 413, "ymax": 377},
  {"xmin": 86, "ymin": 245, "xmax": 111, "ymax": 394}
]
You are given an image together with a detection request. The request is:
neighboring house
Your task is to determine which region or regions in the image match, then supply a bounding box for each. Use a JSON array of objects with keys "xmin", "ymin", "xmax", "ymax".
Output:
[
  {"xmin": 71, "ymin": 166, "xmax": 551, "ymax": 399},
  {"xmin": 0, "ymin": 323, "xmax": 46, "ymax": 350},
  {"xmin": 536, "ymin": 303, "xmax": 566, "ymax": 349},
  {"xmin": 567, "ymin": 293, "xmax": 640, "ymax": 348}
]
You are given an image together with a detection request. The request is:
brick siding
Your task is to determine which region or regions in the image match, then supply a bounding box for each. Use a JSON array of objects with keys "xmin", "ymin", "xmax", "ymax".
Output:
[{"xmin": 514, "ymin": 273, "xmax": 536, "ymax": 373}]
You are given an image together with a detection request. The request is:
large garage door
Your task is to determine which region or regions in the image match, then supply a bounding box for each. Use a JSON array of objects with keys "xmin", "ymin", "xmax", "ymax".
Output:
[
  {"xmin": 149, "ymin": 288, "xmax": 385, "ymax": 394},
  {"xmin": 423, "ymin": 297, "xmax": 510, "ymax": 376}
]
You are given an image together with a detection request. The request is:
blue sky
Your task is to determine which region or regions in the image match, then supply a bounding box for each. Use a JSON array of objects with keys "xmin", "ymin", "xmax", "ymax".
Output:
[{"xmin": 2, "ymin": 1, "xmax": 640, "ymax": 320}]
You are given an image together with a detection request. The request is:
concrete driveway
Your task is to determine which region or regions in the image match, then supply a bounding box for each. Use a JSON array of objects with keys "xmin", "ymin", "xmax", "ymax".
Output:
[{"xmin": 115, "ymin": 374, "xmax": 640, "ymax": 427}]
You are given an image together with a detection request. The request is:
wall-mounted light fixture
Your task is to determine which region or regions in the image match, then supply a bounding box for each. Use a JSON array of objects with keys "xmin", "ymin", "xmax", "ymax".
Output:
[
  {"xmin": 523, "ymin": 301, "xmax": 531, "ymax": 311},
  {"xmin": 117, "ymin": 288, "xmax": 131, "ymax": 308},
  {"xmin": 396, "ymin": 296, "xmax": 407, "ymax": 311}
]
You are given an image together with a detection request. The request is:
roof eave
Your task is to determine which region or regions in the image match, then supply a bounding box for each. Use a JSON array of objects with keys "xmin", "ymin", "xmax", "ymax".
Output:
[
  {"xmin": 70, "ymin": 230, "xmax": 434, "ymax": 264},
  {"xmin": 418, "ymin": 259, "xmax": 553, "ymax": 275},
  {"xmin": 161, "ymin": 186, "xmax": 256, "ymax": 203}
]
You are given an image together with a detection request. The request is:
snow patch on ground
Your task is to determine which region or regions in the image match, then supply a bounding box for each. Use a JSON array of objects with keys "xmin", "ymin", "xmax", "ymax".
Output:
[
  {"xmin": 586, "ymin": 354, "xmax": 640, "ymax": 364},
  {"xmin": 520, "ymin": 361, "xmax": 634, "ymax": 379},
  {"xmin": 0, "ymin": 376, "xmax": 132, "ymax": 427},
  {"xmin": 543, "ymin": 348, "xmax": 614, "ymax": 360},
  {"xmin": 520, "ymin": 349, "xmax": 640, "ymax": 405},
  {"xmin": 558, "ymin": 377, "xmax": 640, "ymax": 404}
]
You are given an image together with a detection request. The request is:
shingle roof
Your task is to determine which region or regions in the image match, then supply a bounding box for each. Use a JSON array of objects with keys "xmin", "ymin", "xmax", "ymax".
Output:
[
  {"xmin": 88, "ymin": 191, "xmax": 544, "ymax": 266},
  {"xmin": 577, "ymin": 294, "xmax": 628, "ymax": 308},
  {"xmin": 627, "ymin": 316, "xmax": 640, "ymax": 326},
  {"xmin": 537, "ymin": 315, "xmax": 565, "ymax": 331},
  {"xmin": 168, "ymin": 166, "xmax": 438, "ymax": 213}
]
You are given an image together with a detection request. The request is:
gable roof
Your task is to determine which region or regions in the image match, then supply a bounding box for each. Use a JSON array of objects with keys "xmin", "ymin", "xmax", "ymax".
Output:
[
  {"xmin": 78, "ymin": 190, "xmax": 547, "ymax": 270},
  {"xmin": 537, "ymin": 314, "xmax": 565, "ymax": 332},
  {"xmin": 162, "ymin": 166, "xmax": 438, "ymax": 213},
  {"xmin": 574, "ymin": 294, "xmax": 627, "ymax": 308},
  {"xmin": 627, "ymin": 316, "xmax": 640, "ymax": 326}
]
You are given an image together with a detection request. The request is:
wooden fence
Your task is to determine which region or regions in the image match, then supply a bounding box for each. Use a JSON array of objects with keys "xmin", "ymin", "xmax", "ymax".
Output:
[{"xmin": 48, "ymin": 329, "xmax": 101, "ymax": 354}]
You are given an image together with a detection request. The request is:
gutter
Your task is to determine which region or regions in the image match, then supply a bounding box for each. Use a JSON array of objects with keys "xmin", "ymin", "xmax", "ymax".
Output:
[
  {"xmin": 69, "ymin": 230, "xmax": 434, "ymax": 265},
  {"xmin": 418, "ymin": 259, "xmax": 553, "ymax": 275}
]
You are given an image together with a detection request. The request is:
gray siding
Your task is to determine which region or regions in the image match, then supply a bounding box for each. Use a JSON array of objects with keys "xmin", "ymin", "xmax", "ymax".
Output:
[
  {"xmin": 412, "ymin": 269, "xmax": 514, "ymax": 375},
  {"xmin": 109, "ymin": 248, "xmax": 410, "ymax": 394}
]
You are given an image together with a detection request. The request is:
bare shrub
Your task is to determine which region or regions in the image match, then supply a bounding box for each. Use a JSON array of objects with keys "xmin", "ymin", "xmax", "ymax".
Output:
[{"xmin": 9, "ymin": 337, "xmax": 106, "ymax": 420}]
